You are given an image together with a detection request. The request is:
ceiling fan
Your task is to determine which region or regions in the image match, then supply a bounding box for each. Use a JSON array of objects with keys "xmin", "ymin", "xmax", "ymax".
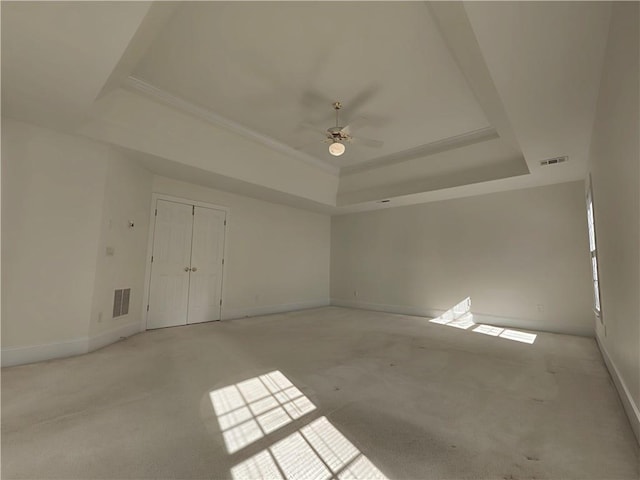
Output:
[{"xmin": 305, "ymin": 101, "xmax": 383, "ymax": 157}]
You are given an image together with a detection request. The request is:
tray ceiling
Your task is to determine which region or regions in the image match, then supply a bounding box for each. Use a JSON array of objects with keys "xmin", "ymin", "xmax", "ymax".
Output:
[
  {"xmin": 1, "ymin": 1, "xmax": 613, "ymax": 213},
  {"xmin": 132, "ymin": 2, "xmax": 491, "ymax": 169}
]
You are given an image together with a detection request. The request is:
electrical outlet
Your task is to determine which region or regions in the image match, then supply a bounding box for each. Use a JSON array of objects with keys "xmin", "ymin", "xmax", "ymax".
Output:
[{"xmin": 353, "ymin": 290, "xmax": 358, "ymax": 297}]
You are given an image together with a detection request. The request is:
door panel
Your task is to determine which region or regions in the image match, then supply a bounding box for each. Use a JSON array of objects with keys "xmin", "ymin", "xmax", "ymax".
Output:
[
  {"xmin": 187, "ymin": 206, "xmax": 226, "ymax": 323},
  {"xmin": 147, "ymin": 200, "xmax": 194, "ymax": 329}
]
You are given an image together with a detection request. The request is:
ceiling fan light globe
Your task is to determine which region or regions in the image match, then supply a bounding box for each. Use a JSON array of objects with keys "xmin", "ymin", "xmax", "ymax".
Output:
[{"xmin": 329, "ymin": 141, "xmax": 345, "ymax": 156}]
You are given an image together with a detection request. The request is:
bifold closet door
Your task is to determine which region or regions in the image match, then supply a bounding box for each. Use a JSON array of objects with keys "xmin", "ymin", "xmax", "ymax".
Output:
[
  {"xmin": 187, "ymin": 206, "xmax": 226, "ymax": 324},
  {"xmin": 147, "ymin": 200, "xmax": 193, "ymax": 329}
]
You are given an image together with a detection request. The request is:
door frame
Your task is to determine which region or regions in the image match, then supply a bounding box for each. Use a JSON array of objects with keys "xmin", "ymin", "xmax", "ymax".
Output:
[{"xmin": 141, "ymin": 193, "xmax": 230, "ymax": 331}]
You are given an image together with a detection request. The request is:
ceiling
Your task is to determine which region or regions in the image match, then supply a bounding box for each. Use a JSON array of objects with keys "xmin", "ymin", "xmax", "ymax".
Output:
[
  {"xmin": 132, "ymin": 2, "xmax": 491, "ymax": 168},
  {"xmin": 1, "ymin": 1, "xmax": 612, "ymax": 214}
]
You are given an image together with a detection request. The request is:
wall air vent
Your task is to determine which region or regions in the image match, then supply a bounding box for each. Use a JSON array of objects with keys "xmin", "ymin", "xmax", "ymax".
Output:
[
  {"xmin": 540, "ymin": 156, "xmax": 568, "ymax": 166},
  {"xmin": 113, "ymin": 288, "xmax": 131, "ymax": 318},
  {"xmin": 121, "ymin": 288, "xmax": 130, "ymax": 315}
]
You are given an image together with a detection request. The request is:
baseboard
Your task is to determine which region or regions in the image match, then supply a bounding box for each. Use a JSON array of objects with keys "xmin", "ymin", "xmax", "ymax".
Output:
[
  {"xmin": 88, "ymin": 321, "xmax": 142, "ymax": 352},
  {"xmin": 222, "ymin": 299, "xmax": 330, "ymax": 320},
  {"xmin": 330, "ymin": 299, "xmax": 594, "ymax": 336},
  {"xmin": 596, "ymin": 334, "xmax": 640, "ymax": 445},
  {"xmin": 2, "ymin": 321, "xmax": 143, "ymax": 367},
  {"xmin": 1, "ymin": 337, "xmax": 89, "ymax": 367}
]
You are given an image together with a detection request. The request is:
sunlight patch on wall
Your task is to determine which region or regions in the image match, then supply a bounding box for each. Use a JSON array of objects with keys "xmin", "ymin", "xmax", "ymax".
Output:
[
  {"xmin": 429, "ymin": 297, "xmax": 471, "ymax": 325},
  {"xmin": 209, "ymin": 370, "xmax": 316, "ymax": 454},
  {"xmin": 231, "ymin": 417, "xmax": 387, "ymax": 480}
]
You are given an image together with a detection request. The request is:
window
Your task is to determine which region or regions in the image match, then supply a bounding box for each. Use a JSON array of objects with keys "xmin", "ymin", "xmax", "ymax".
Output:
[{"xmin": 586, "ymin": 180, "xmax": 602, "ymax": 318}]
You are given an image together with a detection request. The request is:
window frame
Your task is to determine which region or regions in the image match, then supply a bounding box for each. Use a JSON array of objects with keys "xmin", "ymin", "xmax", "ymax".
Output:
[{"xmin": 586, "ymin": 177, "xmax": 603, "ymax": 320}]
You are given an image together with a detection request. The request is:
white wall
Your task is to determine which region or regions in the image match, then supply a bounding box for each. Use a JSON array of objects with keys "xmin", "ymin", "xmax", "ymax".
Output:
[
  {"xmin": 1, "ymin": 119, "xmax": 153, "ymax": 365},
  {"xmin": 587, "ymin": 3, "xmax": 639, "ymax": 442},
  {"xmin": 331, "ymin": 181, "xmax": 594, "ymax": 336},
  {"xmin": 1, "ymin": 119, "xmax": 108, "ymax": 355},
  {"xmin": 1, "ymin": 119, "xmax": 329, "ymax": 365},
  {"xmin": 89, "ymin": 151, "xmax": 152, "ymax": 349},
  {"xmin": 151, "ymin": 176, "xmax": 331, "ymax": 320}
]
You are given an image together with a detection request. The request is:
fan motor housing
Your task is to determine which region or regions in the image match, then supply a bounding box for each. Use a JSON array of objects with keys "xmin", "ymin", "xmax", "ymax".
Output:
[{"xmin": 327, "ymin": 126, "xmax": 350, "ymax": 141}]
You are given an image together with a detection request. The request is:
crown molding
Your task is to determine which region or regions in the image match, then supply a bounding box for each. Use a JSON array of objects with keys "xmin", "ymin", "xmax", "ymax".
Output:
[
  {"xmin": 124, "ymin": 76, "xmax": 339, "ymax": 175},
  {"xmin": 340, "ymin": 127, "xmax": 499, "ymax": 176}
]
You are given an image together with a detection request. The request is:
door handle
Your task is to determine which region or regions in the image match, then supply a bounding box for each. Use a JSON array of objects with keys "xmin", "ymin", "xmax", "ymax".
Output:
[
  {"xmin": 184, "ymin": 267, "xmax": 191, "ymax": 272},
  {"xmin": 191, "ymin": 267, "xmax": 198, "ymax": 272}
]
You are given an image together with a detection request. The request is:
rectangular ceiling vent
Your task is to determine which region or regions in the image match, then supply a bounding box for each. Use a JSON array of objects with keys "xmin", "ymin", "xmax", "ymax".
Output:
[{"xmin": 540, "ymin": 156, "xmax": 568, "ymax": 166}]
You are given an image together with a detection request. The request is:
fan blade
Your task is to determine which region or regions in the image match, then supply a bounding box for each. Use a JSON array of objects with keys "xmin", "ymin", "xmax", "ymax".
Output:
[
  {"xmin": 300, "ymin": 90, "xmax": 337, "ymax": 124},
  {"xmin": 299, "ymin": 122, "xmax": 328, "ymax": 135},
  {"xmin": 347, "ymin": 85, "xmax": 379, "ymax": 115},
  {"xmin": 343, "ymin": 114, "xmax": 389, "ymax": 130},
  {"xmin": 351, "ymin": 136, "xmax": 384, "ymax": 148},
  {"xmin": 300, "ymin": 90, "xmax": 334, "ymax": 109},
  {"xmin": 340, "ymin": 124, "xmax": 352, "ymax": 136}
]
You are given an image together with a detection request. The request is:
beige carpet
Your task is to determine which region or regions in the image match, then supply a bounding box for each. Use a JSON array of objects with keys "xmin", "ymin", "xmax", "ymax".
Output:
[{"xmin": 2, "ymin": 307, "xmax": 638, "ymax": 479}]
